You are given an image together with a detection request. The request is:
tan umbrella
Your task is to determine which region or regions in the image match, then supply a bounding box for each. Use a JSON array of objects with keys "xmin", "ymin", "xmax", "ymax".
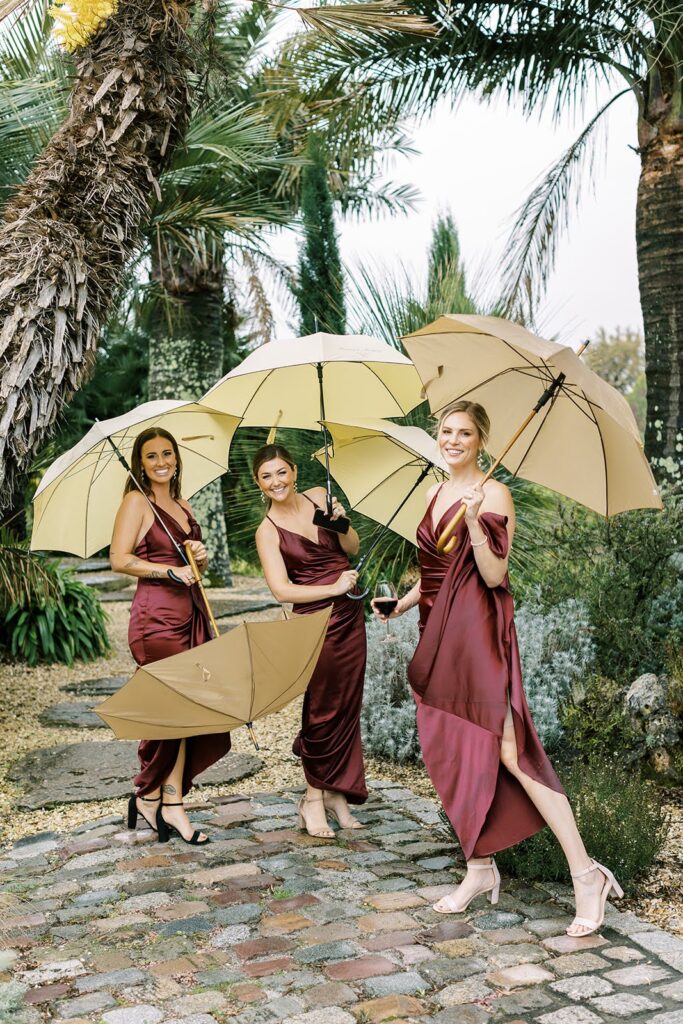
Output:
[
  {"xmin": 314, "ymin": 418, "xmax": 447, "ymax": 545},
  {"xmin": 202, "ymin": 332, "xmax": 423, "ymax": 524},
  {"xmin": 95, "ymin": 606, "xmax": 332, "ymax": 741},
  {"xmin": 403, "ymin": 315, "xmax": 662, "ymax": 551},
  {"xmin": 31, "ymin": 400, "xmax": 240, "ymax": 557}
]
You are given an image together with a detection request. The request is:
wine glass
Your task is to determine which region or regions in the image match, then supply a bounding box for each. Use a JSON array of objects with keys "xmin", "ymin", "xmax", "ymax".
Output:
[{"xmin": 374, "ymin": 580, "xmax": 398, "ymax": 643}]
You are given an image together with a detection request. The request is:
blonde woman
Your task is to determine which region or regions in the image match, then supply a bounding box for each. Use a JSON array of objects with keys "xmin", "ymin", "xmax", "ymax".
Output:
[{"xmin": 373, "ymin": 401, "xmax": 622, "ymax": 937}]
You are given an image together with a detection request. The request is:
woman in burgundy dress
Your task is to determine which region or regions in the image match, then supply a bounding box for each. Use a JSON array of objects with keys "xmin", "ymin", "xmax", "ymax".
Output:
[
  {"xmin": 373, "ymin": 401, "xmax": 622, "ymax": 937},
  {"xmin": 254, "ymin": 443, "xmax": 367, "ymax": 839},
  {"xmin": 110, "ymin": 427, "xmax": 231, "ymax": 845}
]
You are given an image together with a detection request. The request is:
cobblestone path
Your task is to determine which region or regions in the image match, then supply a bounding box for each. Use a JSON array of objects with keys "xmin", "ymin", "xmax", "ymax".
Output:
[{"xmin": 3, "ymin": 782, "xmax": 683, "ymax": 1024}]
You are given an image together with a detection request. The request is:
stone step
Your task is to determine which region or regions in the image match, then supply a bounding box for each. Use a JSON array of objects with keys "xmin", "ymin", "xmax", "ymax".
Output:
[
  {"xmin": 59, "ymin": 557, "xmax": 111, "ymax": 573},
  {"xmin": 62, "ymin": 675, "xmax": 128, "ymax": 697},
  {"xmin": 39, "ymin": 702, "xmax": 104, "ymax": 729},
  {"xmin": 76, "ymin": 572, "xmax": 129, "ymax": 592}
]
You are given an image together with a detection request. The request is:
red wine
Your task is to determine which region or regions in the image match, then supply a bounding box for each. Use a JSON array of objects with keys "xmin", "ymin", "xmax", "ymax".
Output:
[{"xmin": 375, "ymin": 598, "xmax": 398, "ymax": 615}]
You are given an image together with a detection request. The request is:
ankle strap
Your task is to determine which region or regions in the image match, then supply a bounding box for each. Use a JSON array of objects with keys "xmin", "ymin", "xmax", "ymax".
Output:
[
  {"xmin": 571, "ymin": 859, "xmax": 597, "ymax": 879},
  {"xmin": 162, "ymin": 802, "xmax": 183, "ymax": 807},
  {"xmin": 468, "ymin": 860, "xmax": 495, "ymax": 870},
  {"xmin": 138, "ymin": 794, "xmax": 160, "ymax": 802}
]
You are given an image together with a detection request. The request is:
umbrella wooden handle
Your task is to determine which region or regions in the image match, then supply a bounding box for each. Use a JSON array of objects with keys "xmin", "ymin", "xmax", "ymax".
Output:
[
  {"xmin": 184, "ymin": 541, "xmax": 220, "ymax": 639},
  {"xmin": 436, "ymin": 504, "xmax": 467, "ymax": 554}
]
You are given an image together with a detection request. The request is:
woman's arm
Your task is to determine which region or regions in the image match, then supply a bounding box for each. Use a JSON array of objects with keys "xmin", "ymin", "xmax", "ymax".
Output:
[
  {"xmin": 255, "ymin": 519, "xmax": 357, "ymax": 604},
  {"xmin": 462, "ymin": 480, "xmax": 516, "ymax": 588},
  {"xmin": 309, "ymin": 487, "xmax": 360, "ymax": 557},
  {"xmin": 110, "ymin": 493, "xmax": 196, "ymax": 586}
]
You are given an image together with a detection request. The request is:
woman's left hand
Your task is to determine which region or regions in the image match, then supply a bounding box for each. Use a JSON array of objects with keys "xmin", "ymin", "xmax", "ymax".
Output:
[
  {"xmin": 330, "ymin": 497, "xmax": 347, "ymax": 521},
  {"xmin": 187, "ymin": 540, "xmax": 208, "ymax": 572},
  {"xmin": 462, "ymin": 484, "xmax": 485, "ymax": 522}
]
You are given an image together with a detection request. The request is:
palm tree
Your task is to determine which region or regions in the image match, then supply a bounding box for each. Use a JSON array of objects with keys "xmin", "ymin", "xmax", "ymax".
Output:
[
  {"xmin": 276, "ymin": 1, "xmax": 683, "ymax": 485},
  {"xmin": 0, "ymin": 0, "xmax": 434, "ymax": 511}
]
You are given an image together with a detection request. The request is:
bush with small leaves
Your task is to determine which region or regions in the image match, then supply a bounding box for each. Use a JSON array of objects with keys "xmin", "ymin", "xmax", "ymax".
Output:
[
  {"xmin": 515, "ymin": 596, "xmax": 595, "ymax": 749},
  {"xmin": 494, "ymin": 759, "xmax": 668, "ymax": 884},
  {"xmin": 362, "ymin": 608, "xmax": 421, "ymax": 763}
]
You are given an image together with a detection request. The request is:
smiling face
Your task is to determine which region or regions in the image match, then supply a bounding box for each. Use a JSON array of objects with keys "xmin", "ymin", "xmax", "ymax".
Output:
[
  {"xmin": 256, "ymin": 457, "xmax": 298, "ymax": 505},
  {"xmin": 437, "ymin": 411, "xmax": 481, "ymax": 471},
  {"xmin": 140, "ymin": 435, "xmax": 178, "ymax": 486}
]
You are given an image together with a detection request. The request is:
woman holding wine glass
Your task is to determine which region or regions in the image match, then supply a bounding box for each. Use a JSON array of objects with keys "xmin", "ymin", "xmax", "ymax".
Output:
[
  {"xmin": 253, "ymin": 443, "xmax": 368, "ymax": 838},
  {"xmin": 374, "ymin": 580, "xmax": 398, "ymax": 642},
  {"xmin": 372, "ymin": 401, "xmax": 622, "ymax": 938}
]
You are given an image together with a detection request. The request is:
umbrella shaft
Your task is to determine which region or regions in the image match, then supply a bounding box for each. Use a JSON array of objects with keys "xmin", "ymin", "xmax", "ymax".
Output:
[
  {"xmin": 355, "ymin": 461, "xmax": 434, "ymax": 575},
  {"xmin": 316, "ymin": 363, "xmax": 334, "ymax": 514}
]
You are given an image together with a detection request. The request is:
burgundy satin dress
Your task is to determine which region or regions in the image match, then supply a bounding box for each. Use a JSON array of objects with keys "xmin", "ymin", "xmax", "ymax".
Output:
[
  {"xmin": 128, "ymin": 504, "xmax": 231, "ymax": 795},
  {"xmin": 407, "ymin": 489, "xmax": 564, "ymax": 859},
  {"xmin": 267, "ymin": 495, "xmax": 368, "ymax": 804}
]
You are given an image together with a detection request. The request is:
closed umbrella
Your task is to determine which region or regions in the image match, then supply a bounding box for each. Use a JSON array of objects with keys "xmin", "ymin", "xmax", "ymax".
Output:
[
  {"xmin": 95, "ymin": 606, "xmax": 332, "ymax": 740},
  {"xmin": 403, "ymin": 315, "xmax": 662, "ymax": 553}
]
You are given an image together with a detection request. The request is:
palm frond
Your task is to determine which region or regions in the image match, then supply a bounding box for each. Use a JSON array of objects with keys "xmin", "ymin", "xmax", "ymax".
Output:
[
  {"xmin": 498, "ymin": 87, "xmax": 630, "ymax": 321},
  {"xmin": 0, "ymin": 527, "xmax": 58, "ymax": 611},
  {"xmin": 296, "ymin": 1, "xmax": 437, "ymax": 43}
]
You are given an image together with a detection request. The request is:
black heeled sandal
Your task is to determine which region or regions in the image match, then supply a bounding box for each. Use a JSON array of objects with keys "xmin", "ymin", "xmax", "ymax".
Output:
[
  {"xmin": 127, "ymin": 793, "xmax": 160, "ymax": 833},
  {"xmin": 156, "ymin": 802, "xmax": 210, "ymax": 845}
]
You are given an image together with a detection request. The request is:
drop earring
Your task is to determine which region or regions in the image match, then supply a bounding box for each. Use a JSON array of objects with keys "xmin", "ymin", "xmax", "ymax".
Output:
[
  {"xmin": 293, "ymin": 481, "xmax": 298, "ymax": 491},
  {"xmin": 260, "ymin": 491, "xmax": 266, "ymax": 504},
  {"xmin": 477, "ymin": 449, "xmax": 485, "ymax": 470}
]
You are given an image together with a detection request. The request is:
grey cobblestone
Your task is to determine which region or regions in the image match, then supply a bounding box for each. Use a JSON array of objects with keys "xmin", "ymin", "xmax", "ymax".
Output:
[{"xmin": 590, "ymin": 992, "xmax": 663, "ymax": 1016}]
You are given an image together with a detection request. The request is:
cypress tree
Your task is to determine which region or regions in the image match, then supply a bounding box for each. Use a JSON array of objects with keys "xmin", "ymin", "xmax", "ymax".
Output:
[{"xmin": 294, "ymin": 135, "xmax": 346, "ymax": 335}]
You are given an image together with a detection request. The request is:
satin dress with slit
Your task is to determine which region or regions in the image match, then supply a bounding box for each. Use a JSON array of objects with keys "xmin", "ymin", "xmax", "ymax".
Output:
[
  {"xmin": 407, "ymin": 488, "xmax": 564, "ymax": 859},
  {"xmin": 128, "ymin": 503, "xmax": 231, "ymax": 795},
  {"xmin": 266, "ymin": 494, "xmax": 368, "ymax": 804}
]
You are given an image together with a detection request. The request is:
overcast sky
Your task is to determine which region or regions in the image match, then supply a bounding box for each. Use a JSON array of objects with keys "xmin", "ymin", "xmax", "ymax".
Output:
[{"xmin": 267, "ymin": 81, "xmax": 642, "ymax": 347}]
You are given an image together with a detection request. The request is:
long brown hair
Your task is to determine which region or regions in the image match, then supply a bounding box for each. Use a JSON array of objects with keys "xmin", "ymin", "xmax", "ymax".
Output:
[
  {"xmin": 124, "ymin": 428, "xmax": 183, "ymax": 500},
  {"xmin": 436, "ymin": 400, "xmax": 490, "ymax": 448},
  {"xmin": 252, "ymin": 444, "xmax": 296, "ymax": 512}
]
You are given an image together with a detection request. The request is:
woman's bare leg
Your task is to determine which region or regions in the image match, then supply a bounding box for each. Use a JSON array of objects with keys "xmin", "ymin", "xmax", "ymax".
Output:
[
  {"xmin": 323, "ymin": 790, "xmax": 362, "ymax": 829},
  {"xmin": 499, "ymin": 706, "xmax": 611, "ymax": 936},
  {"xmin": 300, "ymin": 782, "xmax": 334, "ymax": 838},
  {"xmin": 160, "ymin": 740, "xmax": 208, "ymax": 843}
]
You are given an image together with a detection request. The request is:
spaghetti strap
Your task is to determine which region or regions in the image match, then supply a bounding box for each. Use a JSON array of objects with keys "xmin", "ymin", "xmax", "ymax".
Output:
[{"xmin": 302, "ymin": 493, "xmax": 321, "ymax": 510}]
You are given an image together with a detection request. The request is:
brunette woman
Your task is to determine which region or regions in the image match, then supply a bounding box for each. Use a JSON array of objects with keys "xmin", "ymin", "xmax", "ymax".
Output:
[
  {"xmin": 373, "ymin": 401, "xmax": 622, "ymax": 937},
  {"xmin": 110, "ymin": 428, "xmax": 231, "ymax": 845},
  {"xmin": 254, "ymin": 444, "xmax": 367, "ymax": 838}
]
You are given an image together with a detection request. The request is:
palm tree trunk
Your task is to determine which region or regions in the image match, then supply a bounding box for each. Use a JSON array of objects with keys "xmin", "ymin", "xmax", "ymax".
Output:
[
  {"xmin": 636, "ymin": 70, "xmax": 683, "ymax": 487},
  {"xmin": 0, "ymin": 0, "xmax": 194, "ymax": 506},
  {"xmin": 149, "ymin": 243, "xmax": 232, "ymax": 585}
]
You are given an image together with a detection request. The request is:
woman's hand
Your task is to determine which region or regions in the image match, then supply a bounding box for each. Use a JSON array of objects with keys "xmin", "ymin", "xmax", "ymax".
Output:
[
  {"xmin": 462, "ymin": 483, "xmax": 485, "ymax": 522},
  {"xmin": 169, "ymin": 564, "xmax": 198, "ymax": 587},
  {"xmin": 186, "ymin": 540, "xmax": 208, "ymax": 572},
  {"xmin": 371, "ymin": 597, "xmax": 403, "ymax": 621},
  {"xmin": 330, "ymin": 497, "xmax": 347, "ymax": 521},
  {"xmin": 332, "ymin": 569, "xmax": 358, "ymax": 596}
]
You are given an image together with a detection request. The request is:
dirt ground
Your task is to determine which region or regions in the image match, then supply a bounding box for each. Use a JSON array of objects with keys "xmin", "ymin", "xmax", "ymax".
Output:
[{"xmin": 1, "ymin": 589, "xmax": 680, "ymax": 936}]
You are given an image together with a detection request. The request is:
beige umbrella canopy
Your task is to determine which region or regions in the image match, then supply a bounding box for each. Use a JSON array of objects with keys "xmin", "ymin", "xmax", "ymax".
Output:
[
  {"xmin": 403, "ymin": 315, "xmax": 662, "ymax": 530},
  {"xmin": 315, "ymin": 418, "xmax": 447, "ymax": 545},
  {"xmin": 31, "ymin": 400, "xmax": 240, "ymax": 557},
  {"xmin": 96, "ymin": 607, "xmax": 332, "ymax": 740},
  {"xmin": 203, "ymin": 333, "xmax": 423, "ymax": 429},
  {"xmin": 202, "ymin": 333, "xmax": 424, "ymax": 521}
]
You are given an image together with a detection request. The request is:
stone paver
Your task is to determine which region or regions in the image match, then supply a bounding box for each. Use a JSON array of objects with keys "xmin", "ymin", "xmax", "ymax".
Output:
[{"xmin": 2, "ymin": 781, "xmax": 682, "ymax": 1024}]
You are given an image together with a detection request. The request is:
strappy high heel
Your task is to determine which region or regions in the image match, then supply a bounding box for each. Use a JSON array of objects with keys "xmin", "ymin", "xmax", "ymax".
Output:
[
  {"xmin": 127, "ymin": 793, "xmax": 160, "ymax": 833},
  {"xmin": 568, "ymin": 859, "xmax": 623, "ymax": 936},
  {"xmin": 297, "ymin": 797, "xmax": 335, "ymax": 839},
  {"xmin": 433, "ymin": 858, "xmax": 501, "ymax": 914},
  {"xmin": 156, "ymin": 802, "xmax": 210, "ymax": 845},
  {"xmin": 323, "ymin": 793, "xmax": 363, "ymax": 830}
]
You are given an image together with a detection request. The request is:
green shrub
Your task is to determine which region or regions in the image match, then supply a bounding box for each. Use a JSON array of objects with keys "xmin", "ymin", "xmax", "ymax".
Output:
[
  {"xmin": 361, "ymin": 609, "xmax": 422, "ymax": 763},
  {"xmin": 533, "ymin": 493, "xmax": 683, "ymax": 681},
  {"xmin": 561, "ymin": 675, "xmax": 642, "ymax": 765},
  {"xmin": 495, "ymin": 760, "xmax": 668, "ymax": 885},
  {"xmin": 2, "ymin": 565, "xmax": 109, "ymax": 666}
]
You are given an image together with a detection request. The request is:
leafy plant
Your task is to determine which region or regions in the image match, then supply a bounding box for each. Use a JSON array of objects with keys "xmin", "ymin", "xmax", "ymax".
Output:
[
  {"xmin": 561, "ymin": 675, "xmax": 641, "ymax": 766},
  {"xmin": 361, "ymin": 608, "xmax": 421, "ymax": 763},
  {"xmin": 495, "ymin": 760, "xmax": 668, "ymax": 885},
  {"xmin": 2, "ymin": 563, "xmax": 109, "ymax": 666},
  {"xmin": 0, "ymin": 526, "xmax": 58, "ymax": 612},
  {"xmin": 515, "ymin": 596, "xmax": 596, "ymax": 749}
]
